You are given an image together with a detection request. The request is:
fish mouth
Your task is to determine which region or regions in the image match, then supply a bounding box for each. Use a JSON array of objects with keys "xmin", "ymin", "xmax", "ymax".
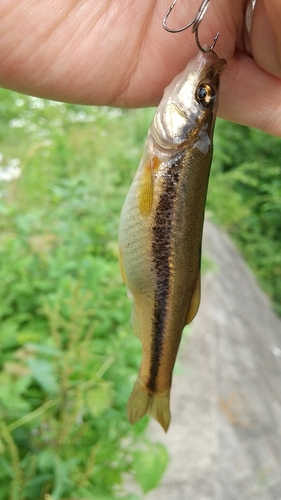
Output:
[{"xmin": 201, "ymin": 52, "xmax": 227, "ymax": 82}]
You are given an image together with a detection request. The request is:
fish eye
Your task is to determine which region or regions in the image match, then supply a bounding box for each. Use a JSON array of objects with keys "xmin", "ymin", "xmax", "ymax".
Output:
[{"xmin": 196, "ymin": 84, "xmax": 215, "ymax": 108}]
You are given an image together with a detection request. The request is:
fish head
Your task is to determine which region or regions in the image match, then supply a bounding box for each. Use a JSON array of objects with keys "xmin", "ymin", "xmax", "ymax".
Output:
[{"xmin": 151, "ymin": 51, "xmax": 226, "ymax": 154}]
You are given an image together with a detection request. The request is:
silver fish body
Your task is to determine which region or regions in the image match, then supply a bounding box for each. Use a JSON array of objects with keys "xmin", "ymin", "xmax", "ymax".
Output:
[{"xmin": 118, "ymin": 51, "xmax": 226, "ymax": 431}]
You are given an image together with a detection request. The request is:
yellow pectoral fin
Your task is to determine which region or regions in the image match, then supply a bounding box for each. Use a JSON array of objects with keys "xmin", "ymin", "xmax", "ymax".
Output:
[
  {"xmin": 138, "ymin": 156, "xmax": 159, "ymax": 216},
  {"xmin": 118, "ymin": 246, "xmax": 128, "ymax": 286},
  {"xmin": 185, "ymin": 273, "xmax": 201, "ymax": 324}
]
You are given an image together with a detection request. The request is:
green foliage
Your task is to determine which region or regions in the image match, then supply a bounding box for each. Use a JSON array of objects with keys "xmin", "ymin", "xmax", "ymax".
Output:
[
  {"xmin": 208, "ymin": 120, "xmax": 281, "ymax": 314},
  {"xmin": 0, "ymin": 90, "xmax": 168, "ymax": 499},
  {"xmin": 1, "ymin": 84, "xmax": 279, "ymax": 499},
  {"xmin": 132, "ymin": 444, "xmax": 169, "ymax": 494}
]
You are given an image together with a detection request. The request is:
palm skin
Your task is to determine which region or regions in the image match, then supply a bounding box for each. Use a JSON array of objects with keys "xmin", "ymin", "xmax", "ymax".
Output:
[{"xmin": 0, "ymin": 0, "xmax": 281, "ymax": 135}]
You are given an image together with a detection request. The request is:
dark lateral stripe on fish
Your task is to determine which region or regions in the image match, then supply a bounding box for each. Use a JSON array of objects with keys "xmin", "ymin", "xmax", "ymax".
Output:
[{"xmin": 148, "ymin": 159, "xmax": 181, "ymax": 392}]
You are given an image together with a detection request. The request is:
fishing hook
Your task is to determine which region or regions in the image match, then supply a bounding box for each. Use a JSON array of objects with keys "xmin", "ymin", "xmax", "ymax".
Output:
[{"xmin": 162, "ymin": 0, "xmax": 219, "ymax": 54}]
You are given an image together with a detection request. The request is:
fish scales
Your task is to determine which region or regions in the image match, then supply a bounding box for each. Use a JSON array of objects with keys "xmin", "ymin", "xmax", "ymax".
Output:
[
  {"xmin": 118, "ymin": 51, "xmax": 226, "ymax": 431},
  {"xmin": 148, "ymin": 148, "xmax": 212, "ymax": 391}
]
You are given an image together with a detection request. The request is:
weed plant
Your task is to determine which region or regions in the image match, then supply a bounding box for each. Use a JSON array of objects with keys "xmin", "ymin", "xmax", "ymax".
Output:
[
  {"xmin": 0, "ymin": 92, "xmax": 168, "ymax": 499},
  {"xmin": 0, "ymin": 86, "xmax": 280, "ymax": 499},
  {"xmin": 209, "ymin": 120, "xmax": 281, "ymax": 315}
]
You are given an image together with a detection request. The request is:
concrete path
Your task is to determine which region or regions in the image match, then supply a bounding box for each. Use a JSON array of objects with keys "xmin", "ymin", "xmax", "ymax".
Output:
[{"xmin": 144, "ymin": 220, "xmax": 281, "ymax": 500}]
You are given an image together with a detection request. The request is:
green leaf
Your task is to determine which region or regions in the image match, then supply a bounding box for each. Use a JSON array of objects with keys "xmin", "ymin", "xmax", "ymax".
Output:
[
  {"xmin": 0, "ymin": 372, "xmax": 30, "ymax": 414},
  {"xmin": 27, "ymin": 357, "xmax": 58, "ymax": 393},
  {"xmin": 132, "ymin": 443, "xmax": 169, "ymax": 493},
  {"xmin": 75, "ymin": 485, "xmax": 118, "ymax": 499},
  {"xmin": 0, "ymin": 320, "xmax": 18, "ymax": 349},
  {"xmin": 85, "ymin": 384, "xmax": 113, "ymax": 417}
]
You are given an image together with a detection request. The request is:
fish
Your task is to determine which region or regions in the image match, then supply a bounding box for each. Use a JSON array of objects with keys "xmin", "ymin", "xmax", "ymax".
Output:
[{"xmin": 118, "ymin": 50, "xmax": 226, "ymax": 432}]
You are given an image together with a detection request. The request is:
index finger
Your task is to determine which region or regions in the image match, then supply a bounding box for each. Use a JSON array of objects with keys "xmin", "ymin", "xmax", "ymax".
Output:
[{"xmin": 251, "ymin": 0, "xmax": 281, "ymax": 78}]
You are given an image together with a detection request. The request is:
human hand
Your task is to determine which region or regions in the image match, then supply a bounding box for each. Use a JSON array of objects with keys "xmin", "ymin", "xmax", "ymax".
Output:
[{"xmin": 0, "ymin": 0, "xmax": 280, "ymax": 135}]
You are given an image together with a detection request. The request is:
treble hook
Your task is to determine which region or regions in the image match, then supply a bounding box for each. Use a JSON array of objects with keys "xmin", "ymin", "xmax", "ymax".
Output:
[{"xmin": 162, "ymin": 0, "xmax": 219, "ymax": 54}]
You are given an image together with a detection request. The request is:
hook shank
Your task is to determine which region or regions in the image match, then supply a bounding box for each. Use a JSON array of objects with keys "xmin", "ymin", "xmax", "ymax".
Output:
[{"xmin": 162, "ymin": 0, "xmax": 219, "ymax": 54}]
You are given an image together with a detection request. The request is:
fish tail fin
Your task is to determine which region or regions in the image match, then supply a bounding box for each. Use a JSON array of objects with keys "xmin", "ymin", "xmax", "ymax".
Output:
[{"xmin": 127, "ymin": 380, "xmax": 171, "ymax": 432}]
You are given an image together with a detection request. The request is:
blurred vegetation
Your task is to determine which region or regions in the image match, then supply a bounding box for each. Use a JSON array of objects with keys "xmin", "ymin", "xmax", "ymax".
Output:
[
  {"xmin": 208, "ymin": 120, "xmax": 281, "ymax": 315},
  {"xmin": 0, "ymin": 93, "xmax": 168, "ymax": 499},
  {"xmin": 0, "ymin": 85, "xmax": 280, "ymax": 499}
]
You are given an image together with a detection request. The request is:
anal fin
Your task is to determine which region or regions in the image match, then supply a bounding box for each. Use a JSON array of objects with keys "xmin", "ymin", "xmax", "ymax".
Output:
[{"xmin": 185, "ymin": 273, "xmax": 201, "ymax": 324}]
